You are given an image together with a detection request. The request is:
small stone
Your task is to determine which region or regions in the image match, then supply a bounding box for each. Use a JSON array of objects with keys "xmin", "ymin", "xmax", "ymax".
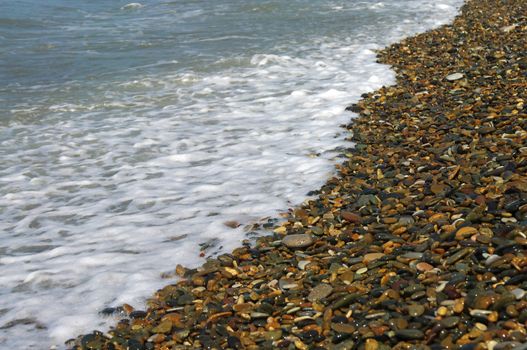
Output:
[
  {"xmin": 401, "ymin": 252, "xmax": 423, "ymax": 259},
  {"xmin": 147, "ymin": 334, "xmax": 166, "ymax": 344},
  {"xmin": 308, "ymin": 283, "xmax": 333, "ymax": 302},
  {"xmin": 395, "ymin": 329, "xmax": 424, "ymax": 340},
  {"xmin": 453, "ymin": 298, "xmax": 465, "ymax": 313},
  {"xmin": 363, "ymin": 253, "xmax": 385, "ymax": 264},
  {"xmin": 365, "ymin": 338, "xmax": 379, "ymax": 350},
  {"xmin": 263, "ymin": 330, "xmax": 282, "ymax": 341},
  {"xmin": 341, "ymin": 211, "xmax": 362, "ymax": 223},
  {"xmin": 473, "ymin": 295, "xmax": 494, "ymax": 309},
  {"xmin": 398, "ymin": 216, "xmax": 415, "ymax": 226},
  {"xmin": 278, "ymin": 278, "xmax": 299, "ymax": 290},
  {"xmin": 356, "ymin": 267, "xmax": 368, "ymax": 274},
  {"xmin": 440, "ymin": 316, "xmax": 460, "ymax": 328},
  {"xmin": 233, "ymin": 303, "xmax": 253, "ymax": 313},
  {"xmin": 416, "ymin": 262, "xmax": 434, "ymax": 272},
  {"xmin": 175, "ymin": 264, "xmax": 187, "ymax": 277},
  {"xmin": 455, "ymin": 226, "xmax": 478, "ymax": 240},
  {"xmin": 282, "ymin": 234, "xmax": 314, "ymax": 249},
  {"xmin": 250, "ymin": 312, "xmax": 270, "ymax": 318},
  {"xmin": 340, "ymin": 270, "xmax": 355, "ymax": 283},
  {"xmin": 446, "ymin": 72, "xmax": 464, "ymax": 81},
  {"xmin": 445, "ymin": 247, "xmax": 473, "ymax": 265},
  {"xmin": 332, "ymin": 294, "xmax": 360, "ymax": 309},
  {"xmin": 493, "ymin": 293, "xmax": 515, "ymax": 310},
  {"xmin": 331, "ymin": 323, "xmax": 356, "ymax": 334},
  {"xmin": 469, "ymin": 309, "xmax": 493, "ymax": 317},
  {"xmin": 506, "ymin": 304, "xmax": 519, "ymax": 317},
  {"xmin": 224, "ymin": 220, "xmax": 241, "ymax": 228},
  {"xmin": 487, "ymin": 311, "xmax": 499, "ymax": 322},
  {"xmin": 475, "ymin": 323, "xmax": 487, "ymax": 331},
  {"xmin": 408, "ymin": 304, "xmax": 425, "ymax": 317},
  {"xmin": 152, "ymin": 320, "xmax": 172, "ymax": 334},
  {"xmin": 485, "ymin": 254, "xmax": 501, "ymax": 266},
  {"xmin": 437, "ymin": 306, "xmax": 448, "ymax": 316},
  {"xmin": 512, "ymin": 288, "xmax": 525, "ymax": 300}
]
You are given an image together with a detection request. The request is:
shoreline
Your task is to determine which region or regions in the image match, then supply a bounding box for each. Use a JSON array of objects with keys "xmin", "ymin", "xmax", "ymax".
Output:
[{"xmin": 70, "ymin": 0, "xmax": 527, "ymax": 349}]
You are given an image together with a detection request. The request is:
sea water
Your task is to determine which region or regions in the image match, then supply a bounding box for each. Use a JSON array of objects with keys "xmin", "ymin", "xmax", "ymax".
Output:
[{"xmin": 0, "ymin": 0, "xmax": 463, "ymax": 348}]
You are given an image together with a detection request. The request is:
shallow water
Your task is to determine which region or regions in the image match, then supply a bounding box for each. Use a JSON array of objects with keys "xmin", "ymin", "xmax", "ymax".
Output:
[{"xmin": 0, "ymin": 0, "xmax": 463, "ymax": 348}]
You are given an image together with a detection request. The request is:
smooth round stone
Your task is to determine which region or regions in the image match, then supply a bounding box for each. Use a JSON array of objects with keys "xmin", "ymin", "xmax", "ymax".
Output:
[
  {"xmin": 469, "ymin": 309, "xmax": 492, "ymax": 317},
  {"xmin": 264, "ymin": 330, "xmax": 282, "ymax": 341},
  {"xmin": 416, "ymin": 262, "xmax": 434, "ymax": 272},
  {"xmin": 356, "ymin": 267, "xmax": 368, "ymax": 275},
  {"xmin": 476, "ymin": 234, "xmax": 492, "ymax": 244},
  {"xmin": 473, "ymin": 295, "xmax": 494, "ymax": 309},
  {"xmin": 308, "ymin": 283, "xmax": 333, "ymax": 302},
  {"xmin": 365, "ymin": 339, "xmax": 379, "ymax": 350},
  {"xmin": 363, "ymin": 253, "xmax": 385, "ymax": 264},
  {"xmin": 506, "ymin": 305, "xmax": 519, "ymax": 317},
  {"xmin": 341, "ymin": 211, "xmax": 362, "ymax": 223},
  {"xmin": 250, "ymin": 312, "xmax": 270, "ymax": 319},
  {"xmin": 152, "ymin": 320, "xmax": 172, "ymax": 334},
  {"xmin": 494, "ymin": 293, "xmax": 516, "ymax": 310},
  {"xmin": 278, "ymin": 278, "xmax": 299, "ymax": 290},
  {"xmin": 311, "ymin": 226, "xmax": 324, "ymax": 235},
  {"xmin": 408, "ymin": 304, "xmax": 425, "ymax": 317},
  {"xmin": 388, "ymin": 318, "xmax": 408, "ymax": 330},
  {"xmin": 395, "ymin": 329, "xmax": 424, "ymax": 340},
  {"xmin": 340, "ymin": 270, "xmax": 355, "ymax": 283},
  {"xmin": 282, "ymin": 234, "xmax": 314, "ymax": 249},
  {"xmin": 398, "ymin": 216, "xmax": 415, "ymax": 226},
  {"xmin": 331, "ymin": 323, "xmax": 356, "ymax": 334},
  {"xmin": 455, "ymin": 226, "xmax": 478, "ymax": 240},
  {"xmin": 446, "ymin": 72, "xmax": 464, "ymax": 81},
  {"xmin": 440, "ymin": 316, "xmax": 460, "ymax": 328},
  {"xmin": 512, "ymin": 288, "xmax": 525, "ymax": 300},
  {"xmin": 485, "ymin": 254, "xmax": 501, "ymax": 266},
  {"xmin": 401, "ymin": 252, "xmax": 423, "ymax": 259}
]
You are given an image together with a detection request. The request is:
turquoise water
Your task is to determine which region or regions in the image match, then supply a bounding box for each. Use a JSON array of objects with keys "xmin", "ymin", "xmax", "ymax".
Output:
[{"xmin": 0, "ymin": 0, "xmax": 463, "ymax": 348}]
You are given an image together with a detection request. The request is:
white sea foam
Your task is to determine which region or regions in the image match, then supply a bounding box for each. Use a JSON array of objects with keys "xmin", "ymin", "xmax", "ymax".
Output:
[
  {"xmin": 121, "ymin": 3, "xmax": 143, "ymax": 10},
  {"xmin": 0, "ymin": 0, "xmax": 464, "ymax": 348}
]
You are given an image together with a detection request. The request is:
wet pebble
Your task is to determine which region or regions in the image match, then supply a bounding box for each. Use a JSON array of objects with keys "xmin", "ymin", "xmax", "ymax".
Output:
[
  {"xmin": 308, "ymin": 283, "xmax": 333, "ymax": 302},
  {"xmin": 282, "ymin": 234, "xmax": 314, "ymax": 249}
]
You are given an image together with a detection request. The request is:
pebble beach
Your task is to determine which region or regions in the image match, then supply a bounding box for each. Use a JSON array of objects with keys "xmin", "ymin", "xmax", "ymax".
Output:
[{"xmin": 69, "ymin": 0, "xmax": 527, "ymax": 349}]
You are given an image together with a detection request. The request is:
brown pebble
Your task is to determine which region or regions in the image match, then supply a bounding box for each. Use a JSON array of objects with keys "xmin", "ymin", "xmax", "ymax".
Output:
[
  {"xmin": 416, "ymin": 262, "xmax": 434, "ymax": 272},
  {"xmin": 341, "ymin": 211, "xmax": 362, "ymax": 223},
  {"xmin": 365, "ymin": 338, "xmax": 379, "ymax": 350},
  {"xmin": 363, "ymin": 252, "xmax": 385, "ymax": 264},
  {"xmin": 455, "ymin": 226, "xmax": 478, "ymax": 240}
]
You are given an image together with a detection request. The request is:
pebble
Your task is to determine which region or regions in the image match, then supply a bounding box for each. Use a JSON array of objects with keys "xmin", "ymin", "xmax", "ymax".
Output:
[
  {"xmin": 416, "ymin": 262, "xmax": 434, "ymax": 272},
  {"xmin": 365, "ymin": 339, "xmax": 379, "ymax": 350},
  {"xmin": 408, "ymin": 304, "xmax": 425, "ymax": 317},
  {"xmin": 455, "ymin": 226, "xmax": 478, "ymax": 240},
  {"xmin": 331, "ymin": 323, "xmax": 356, "ymax": 334},
  {"xmin": 308, "ymin": 283, "xmax": 333, "ymax": 302},
  {"xmin": 440, "ymin": 316, "xmax": 460, "ymax": 328},
  {"xmin": 151, "ymin": 320, "xmax": 172, "ymax": 334},
  {"xmin": 363, "ymin": 252, "xmax": 385, "ymax": 264},
  {"xmin": 445, "ymin": 72, "xmax": 464, "ymax": 81},
  {"xmin": 512, "ymin": 288, "xmax": 525, "ymax": 300},
  {"xmin": 341, "ymin": 211, "xmax": 362, "ymax": 223},
  {"xmin": 282, "ymin": 234, "xmax": 314, "ymax": 248},
  {"xmin": 395, "ymin": 329, "xmax": 424, "ymax": 340}
]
